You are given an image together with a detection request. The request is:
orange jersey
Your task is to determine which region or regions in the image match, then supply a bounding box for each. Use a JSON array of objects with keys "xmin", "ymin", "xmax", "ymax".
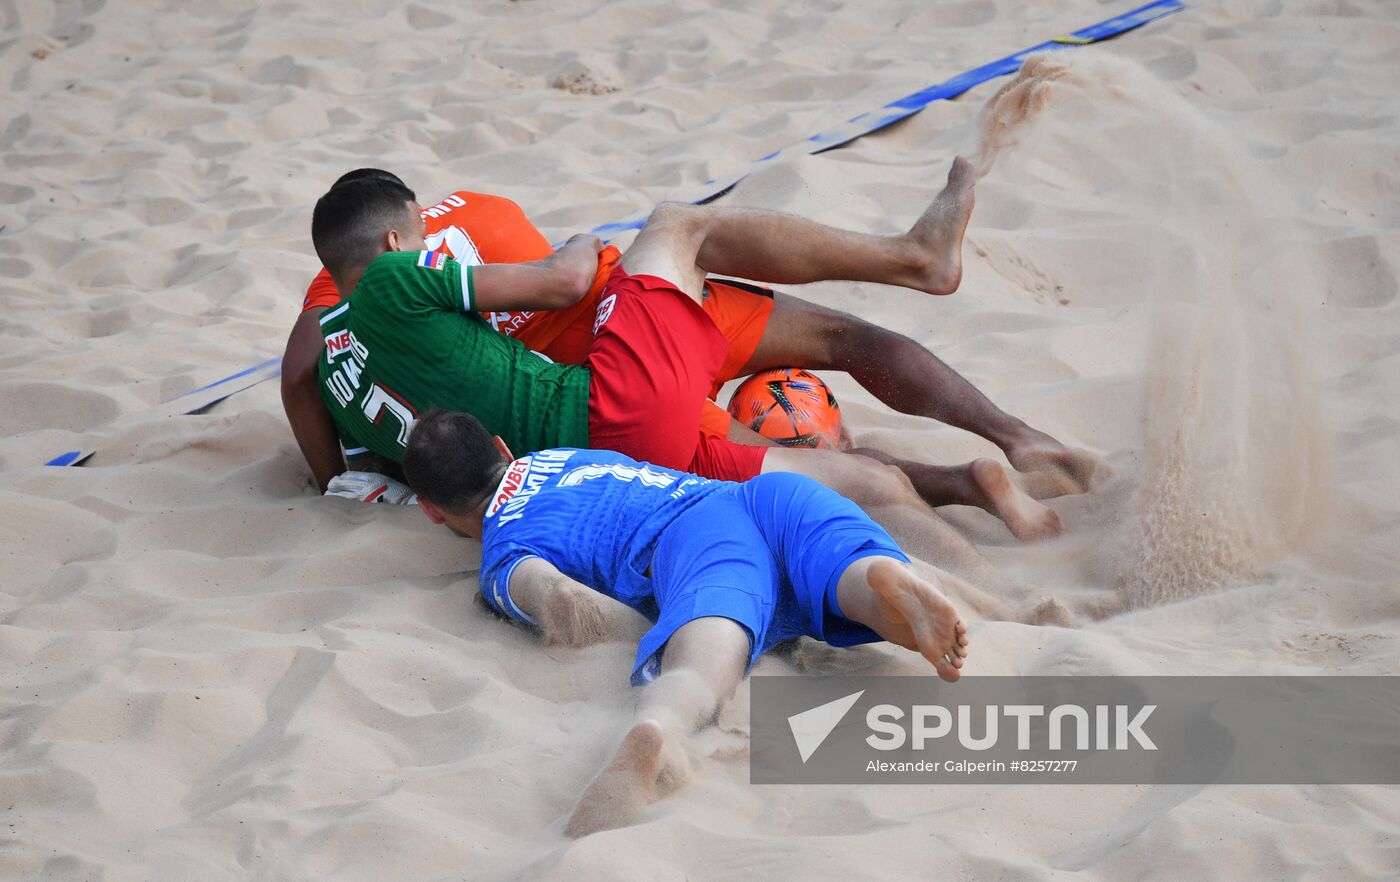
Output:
[
  {"xmin": 512, "ymin": 245, "xmax": 620, "ymax": 364},
  {"xmin": 302, "ymin": 189, "xmax": 554, "ymax": 309},
  {"xmin": 301, "ymin": 189, "xmax": 607, "ymax": 358}
]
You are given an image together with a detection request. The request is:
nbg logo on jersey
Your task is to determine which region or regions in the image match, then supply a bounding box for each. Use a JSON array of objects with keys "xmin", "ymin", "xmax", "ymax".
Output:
[
  {"xmin": 323, "ymin": 328, "xmax": 369, "ymax": 364},
  {"xmin": 324, "ymin": 329, "xmax": 351, "ymax": 358}
]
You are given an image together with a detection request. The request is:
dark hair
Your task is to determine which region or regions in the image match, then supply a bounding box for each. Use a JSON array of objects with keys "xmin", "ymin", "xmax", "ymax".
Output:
[
  {"xmin": 403, "ymin": 409, "xmax": 509, "ymax": 514},
  {"xmin": 331, "ymin": 167, "xmax": 406, "ymax": 189},
  {"xmin": 311, "ymin": 177, "xmax": 418, "ymax": 281}
]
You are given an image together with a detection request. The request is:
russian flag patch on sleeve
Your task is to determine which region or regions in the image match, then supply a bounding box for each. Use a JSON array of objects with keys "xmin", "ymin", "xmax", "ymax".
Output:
[{"xmin": 417, "ymin": 250, "xmax": 447, "ymax": 270}]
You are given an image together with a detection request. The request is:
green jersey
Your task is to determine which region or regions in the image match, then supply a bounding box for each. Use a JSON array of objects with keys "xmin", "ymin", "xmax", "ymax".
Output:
[{"xmin": 317, "ymin": 250, "xmax": 591, "ymax": 462}]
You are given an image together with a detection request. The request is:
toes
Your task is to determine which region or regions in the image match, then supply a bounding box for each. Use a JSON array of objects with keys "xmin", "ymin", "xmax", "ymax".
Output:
[
  {"xmin": 936, "ymin": 657, "xmax": 962, "ymax": 683},
  {"xmin": 949, "ymin": 155, "xmax": 975, "ymax": 188},
  {"xmin": 932, "ymin": 635, "xmax": 970, "ymax": 674}
]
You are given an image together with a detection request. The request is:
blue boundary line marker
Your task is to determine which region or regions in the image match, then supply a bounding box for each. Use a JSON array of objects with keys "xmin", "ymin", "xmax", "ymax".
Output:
[
  {"xmin": 580, "ymin": 0, "xmax": 1184, "ymax": 242},
  {"xmin": 175, "ymin": 357, "xmax": 280, "ymax": 398},
  {"xmin": 45, "ymin": 357, "xmax": 281, "ymax": 467},
  {"xmin": 44, "ymin": 450, "xmax": 91, "ymax": 467}
]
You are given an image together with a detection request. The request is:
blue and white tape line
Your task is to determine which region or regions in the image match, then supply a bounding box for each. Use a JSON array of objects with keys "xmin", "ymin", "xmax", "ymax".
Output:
[
  {"xmin": 45, "ymin": 356, "xmax": 281, "ymax": 467},
  {"xmin": 583, "ymin": 0, "xmax": 1184, "ymax": 241}
]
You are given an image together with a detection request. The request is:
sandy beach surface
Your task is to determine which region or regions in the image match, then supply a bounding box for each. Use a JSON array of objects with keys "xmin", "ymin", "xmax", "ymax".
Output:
[{"xmin": 3, "ymin": 0, "xmax": 1398, "ymax": 879}]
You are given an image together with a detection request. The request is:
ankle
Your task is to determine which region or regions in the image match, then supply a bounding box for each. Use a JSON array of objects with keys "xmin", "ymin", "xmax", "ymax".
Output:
[
  {"xmin": 878, "ymin": 233, "xmax": 924, "ymax": 284},
  {"xmin": 991, "ymin": 418, "xmax": 1037, "ymax": 453}
]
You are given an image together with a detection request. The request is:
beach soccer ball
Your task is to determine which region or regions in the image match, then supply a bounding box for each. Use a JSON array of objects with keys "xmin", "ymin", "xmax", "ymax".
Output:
[{"xmin": 727, "ymin": 368, "xmax": 845, "ymax": 449}]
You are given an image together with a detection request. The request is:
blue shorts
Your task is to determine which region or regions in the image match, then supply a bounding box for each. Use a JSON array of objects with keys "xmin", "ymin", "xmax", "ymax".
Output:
[{"xmin": 630, "ymin": 471, "xmax": 906, "ymax": 685}]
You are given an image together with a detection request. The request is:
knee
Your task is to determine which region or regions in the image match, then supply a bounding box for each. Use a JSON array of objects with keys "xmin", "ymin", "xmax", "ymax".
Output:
[
  {"xmin": 645, "ymin": 202, "xmax": 709, "ymax": 235},
  {"xmin": 841, "ymin": 455, "xmax": 917, "ymax": 506},
  {"xmin": 872, "ymin": 459, "xmax": 919, "ymax": 504}
]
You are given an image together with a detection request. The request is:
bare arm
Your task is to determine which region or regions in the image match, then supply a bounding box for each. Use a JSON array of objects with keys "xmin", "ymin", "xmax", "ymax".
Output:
[
  {"xmin": 470, "ymin": 234, "xmax": 603, "ymax": 313},
  {"xmin": 506, "ymin": 557, "xmax": 642, "ymax": 647},
  {"xmin": 280, "ymin": 308, "xmax": 346, "ymax": 492}
]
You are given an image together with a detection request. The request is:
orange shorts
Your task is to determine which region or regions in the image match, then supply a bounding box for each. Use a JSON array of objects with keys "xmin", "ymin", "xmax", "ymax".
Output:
[
  {"xmin": 702, "ymin": 278, "xmax": 776, "ymax": 393},
  {"xmin": 697, "ymin": 278, "xmax": 776, "ymax": 437}
]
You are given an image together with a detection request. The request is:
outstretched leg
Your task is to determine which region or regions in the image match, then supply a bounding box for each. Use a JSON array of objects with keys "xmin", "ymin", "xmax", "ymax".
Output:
[
  {"xmin": 695, "ymin": 157, "xmax": 975, "ymax": 295},
  {"xmin": 849, "ymin": 449, "xmax": 1062, "ymax": 541},
  {"xmin": 739, "ymin": 293, "xmax": 1099, "ymax": 496},
  {"xmin": 724, "ymin": 413, "xmax": 1066, "ymax": 537},
  {"xmin": 834, "ymin": 556, "xmax": 969, "ymax": 681},
  {"xmin": 762, "ymin": 446, "xmax": 1023, "ymax": 596},
  {"xmin": 621, "ymin": 157, "xmax": 977, "ymax": 302},
  {"xmin": 566, "ymin": 617, "xmax": 748, "ymax": 838}
]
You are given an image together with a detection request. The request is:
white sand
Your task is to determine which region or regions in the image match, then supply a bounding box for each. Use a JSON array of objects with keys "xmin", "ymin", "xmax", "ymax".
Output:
[{"xmin": 3, "ymin": 1, "xmax": 1398, "ymax": 879}]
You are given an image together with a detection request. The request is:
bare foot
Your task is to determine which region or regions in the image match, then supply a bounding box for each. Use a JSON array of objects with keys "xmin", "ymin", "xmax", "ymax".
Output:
[
  {"xmin": 538, "ymin": 582, "xmax": 630, "ymax": 648},
  {"xmin": 1003, "ymin": 430, "xmax": 1104, "ymax": 498},
  {"xmin": 968, "ymin": 458, "xmax": 1063, "ymax": 542},
  {"xmin": 565, "ymin": 720, "xmax": 687, "ymax": 838},
  {"xmin": 905, "ymin": 156, "xmax": 977, "ymax": 295},
  {"xmin": 866, "ymin": 559, "xmax": 969, "ymax": 682}
]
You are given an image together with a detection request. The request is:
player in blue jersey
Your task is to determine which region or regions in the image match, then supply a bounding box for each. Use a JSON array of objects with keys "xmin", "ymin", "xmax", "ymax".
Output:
[{"xmin": 402, "ymin": 409, "xmax": 969, "ymax": 837}]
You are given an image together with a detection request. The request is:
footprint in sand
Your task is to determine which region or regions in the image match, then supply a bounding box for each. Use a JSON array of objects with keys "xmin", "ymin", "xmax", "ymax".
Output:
[{"xmin": 974, "ymin": 238, "xmax": 1068, "ymax": 304}]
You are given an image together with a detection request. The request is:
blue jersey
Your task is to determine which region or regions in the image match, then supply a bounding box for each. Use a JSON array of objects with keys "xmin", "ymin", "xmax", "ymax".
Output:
[
  {"xmin": 479, "ymin": 448, "xmax": 727, "ymax": 617},
  {"xmin": 477, "ymin": 448, "xmax": 907, "ymax": 685}
]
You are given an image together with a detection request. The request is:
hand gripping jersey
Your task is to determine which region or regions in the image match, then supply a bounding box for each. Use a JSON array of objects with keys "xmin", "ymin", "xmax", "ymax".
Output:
[
  {"xmin": 316, "ymin": 250, "xmax": 591, "ymax": 461},
  {"xmin": 478, "ymin": 448, "xmax": 725, "ymax": 621}
]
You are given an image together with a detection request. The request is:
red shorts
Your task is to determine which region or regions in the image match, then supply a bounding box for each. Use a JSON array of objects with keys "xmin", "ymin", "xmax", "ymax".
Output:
[{"xmin": 584, "ymin": 267, "xmax": 769, "ymax": 482}]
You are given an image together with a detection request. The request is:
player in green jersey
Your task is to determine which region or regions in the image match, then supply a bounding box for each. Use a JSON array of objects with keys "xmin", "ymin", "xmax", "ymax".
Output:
[{"xmin": 316, "ymin": 249, "xmax": 592, "ymax": 463}]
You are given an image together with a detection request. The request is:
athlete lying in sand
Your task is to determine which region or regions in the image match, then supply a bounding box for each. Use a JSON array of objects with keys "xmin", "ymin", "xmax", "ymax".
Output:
[
  {"xmin": 401, "ymin": 409, "xmax": 970, "ymax": 837},
  {"xmin": 283, "ymin": 169, "xmax": 1094, "ymax": 507},
  {"xmin": 309, "ymin": 161, "xmax": 1061, "ymax": 587}
]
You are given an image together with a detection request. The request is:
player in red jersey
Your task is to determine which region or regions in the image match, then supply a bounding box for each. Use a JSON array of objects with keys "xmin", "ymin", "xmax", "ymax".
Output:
[{"xmin": 282, "ymin": 169, "xmax": 1095, "ymax": 526}]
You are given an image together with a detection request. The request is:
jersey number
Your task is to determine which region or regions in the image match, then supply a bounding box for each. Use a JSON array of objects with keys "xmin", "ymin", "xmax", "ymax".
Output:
[
  {"xmin": 559, "ymin": 463, "xmax": 677, "ymax": 489},
  {"xmin": 424, "ymin": 224, "xmax": 482, "ymax": 266},
  {"xmin": 361, "ymin": 384, "xmax": 417, "ymax": 448}
]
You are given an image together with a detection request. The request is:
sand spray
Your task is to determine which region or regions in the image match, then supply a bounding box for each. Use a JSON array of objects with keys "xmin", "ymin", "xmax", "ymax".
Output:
[{"xmin": 974, "ymin": 54, "xmax": 1328, "ymax": 607}]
